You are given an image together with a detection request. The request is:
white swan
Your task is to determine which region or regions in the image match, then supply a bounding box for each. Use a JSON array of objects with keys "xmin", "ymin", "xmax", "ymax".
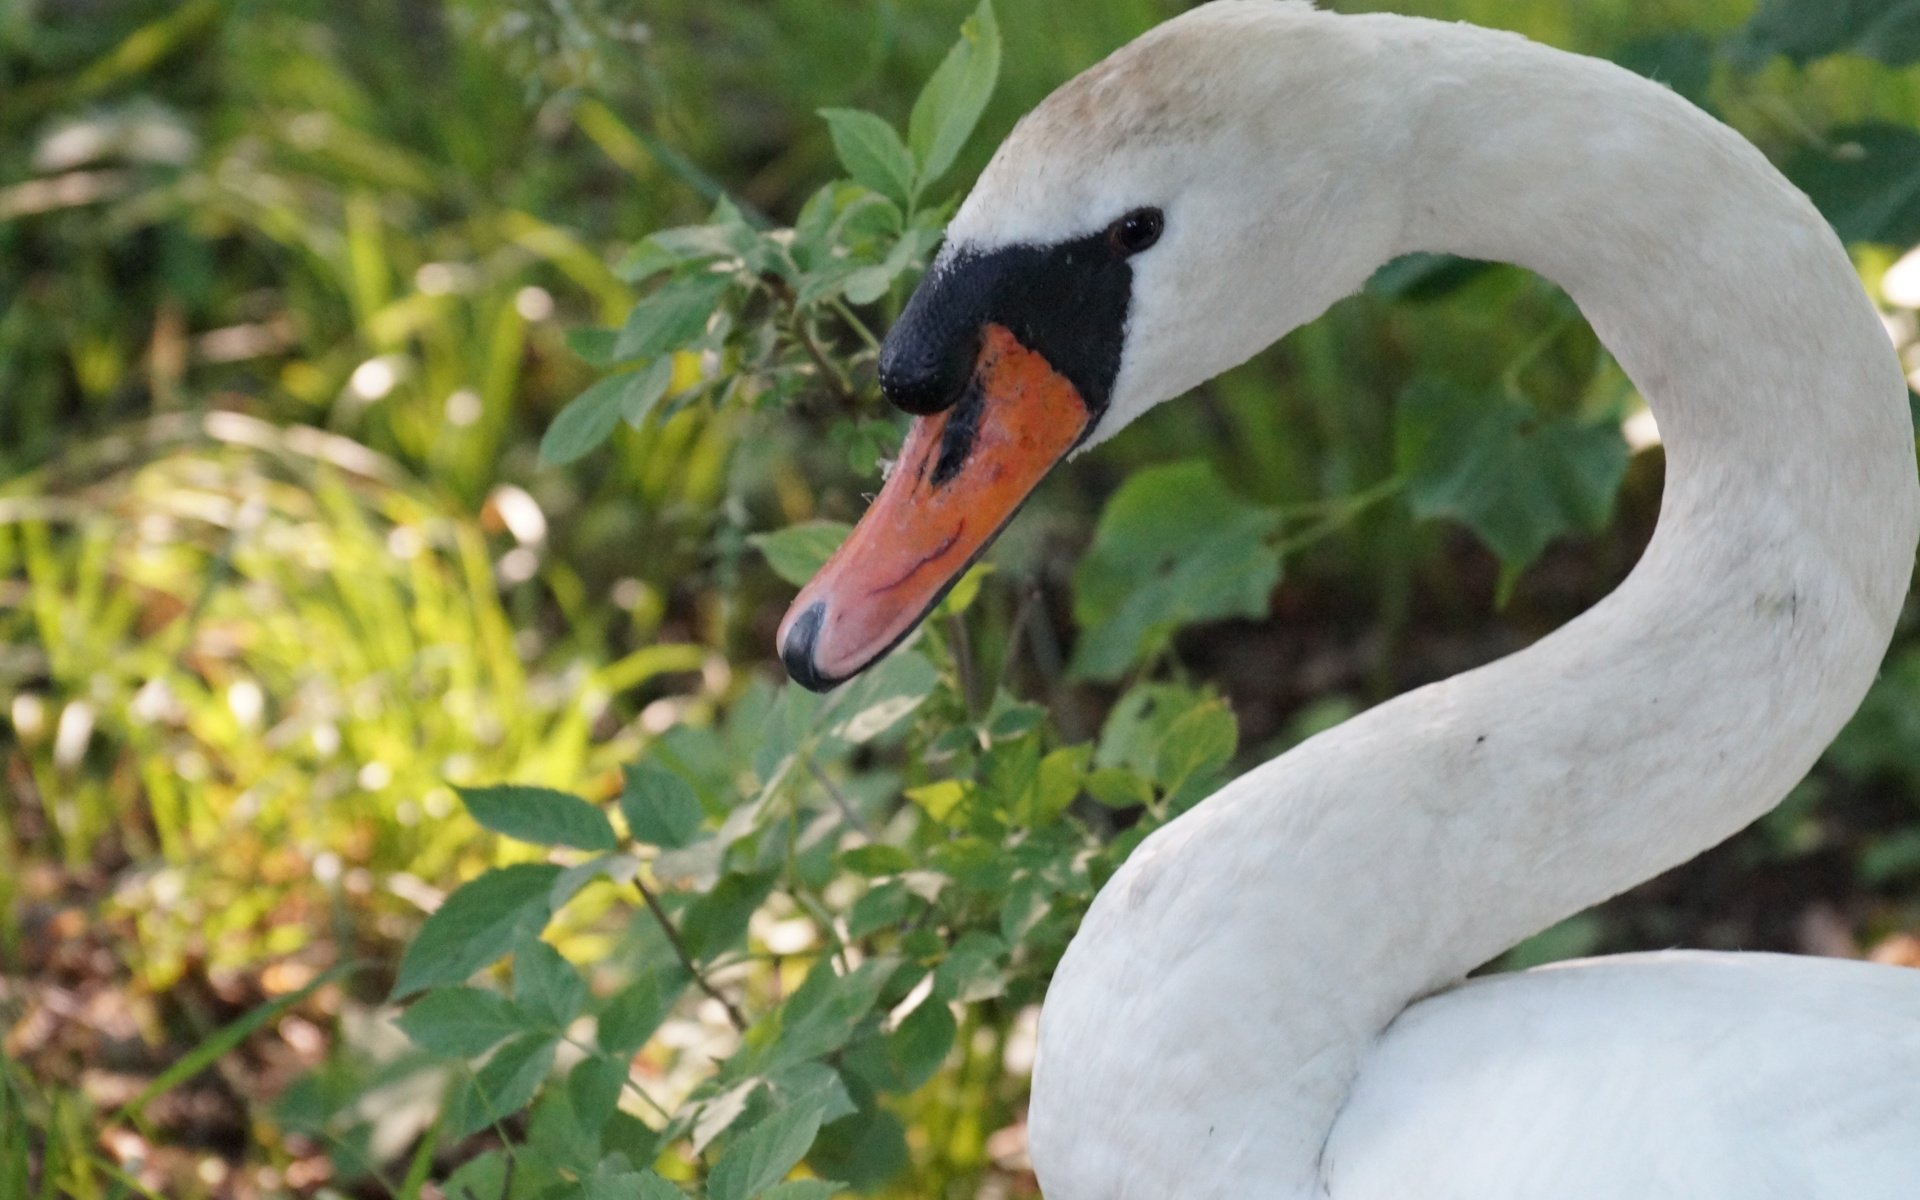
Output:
[{"xmin": 777, "ymin": 2, "xmax": 1920, "ymax": 1195}]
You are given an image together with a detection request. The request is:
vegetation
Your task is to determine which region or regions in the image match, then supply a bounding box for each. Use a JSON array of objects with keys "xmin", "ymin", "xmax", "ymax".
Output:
[{"xmin": 3, "ymin": 0, "xmax": 1919, "ymax": 1195}]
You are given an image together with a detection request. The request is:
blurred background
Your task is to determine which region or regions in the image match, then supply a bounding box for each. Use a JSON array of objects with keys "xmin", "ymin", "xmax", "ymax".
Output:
[{"xmin": 4, "ymin": 0, "xmax": 1920, "ymax": 1196}]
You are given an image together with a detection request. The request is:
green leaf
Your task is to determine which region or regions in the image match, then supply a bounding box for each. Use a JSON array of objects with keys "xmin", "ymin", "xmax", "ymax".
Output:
[
  {"xmin": 620, "ymin": 763, "xmax": 705, "ymax": 849},
  {"xmin": 706, "ymin": 1102, "xmax": 826, "ymax": 1200},
  {"xmin": 1070, "ymin": 462, "xmax": 1283, "ymax": 681},
  {"xmin": 908, "ymin": 0, "xmax": 1001, "ymax": 194},
  {"xmin": 516, "ymin": 938, "xmax": 588, "ymax": 1029},
  {"xmin": 682, "ymin": 871, "xmax": 779, "ymax": 962},
  {"xmin": 749, "ymin": 521, "xmax": 852, "ymax": 587},
  {"xmin": 392, "ymin": 863, "xmax": 563, "ymax": 998},
  {"xmin": 566, "ymin": 327, "xmax": 621, "ymax": 367},
  {"xmin": 1031, "ymin": 744, "xmax": 1092, "ymax": 824},
  {"xmin": 820, "ymin": 109, "xmax": 916, "ymax": 208},
  {"xmin": 825, "ymin": 649, "xmax": 939, "ymax": 743},
  {"xmin": 1786, "ymin": 123, "xmax": 1920, "ymax": 246},
  {"xmin": 888, "ymin": 1000, "xmax": 956, "ymax": 1091},
  {"xmin": 455, "ymin": 1032, "xmax": 558, "ymax": 1136},
  {"xmin": 848, "ymin": 880, "xmax": 914, "ymax": 938},
  {"xmin": 583, "ymin": 1171, "xmax": 685, "ymax": 1200},
  {"xmin": 615, "ymin": 273, "xmax": 732, "ymax": 360},
  {"xmin": 760, "ymin": 1183, "xmax": 839, "ymax": 1200},
  {"xmin": 460, "ymin": 785, "xmax": 617, "ymax": 852},
  {"xmin": 598, "ymin": 963, "xmax": 691, "ymax": 1059},
  {"xmin": 1738, "ymin": 0, "xmax": 1920, "ymax": 66},
  {"xmin": 838, "ymin": 844, "xmax": 915, "ymax": 877},
  {"xmin": 1395, "ymin": 380, "xmax": 1629, "ymax": 577},
  {"xmin": 932, "ymin": 931, "xmax": 1006, "ymax": 1003},
  {"xmin": 904, "ymin": 779, "xmax": 967, "ymax": 824},
  {"xmin": 539, "ymin": 359, "xmax": 675, "ymax": 467},
  {"xmin": 569, "ymin": 1055, "xmax": 629, "ymax": 1137},
  {"xmin": 396, "ymin": 986, "xmax": 530, "ymax": 1058},
  {"xmin": 1084, "ymin": 766, "xmax": 1153, "ymax": 810},
  {"xmin": 1154, "ymin": 700, "xmax": 1237, "ymax": 792},
  {"xmin": 746, "ymin": 958, "xmax": 895, "ymax": 1074},
  {"xmin": 443, "ymin": 1150, "xmax": 509, "ymax": 1200},
  {"xmin": 1612, "ymin": 32, "xmax": 1716, "ymax": 108}
]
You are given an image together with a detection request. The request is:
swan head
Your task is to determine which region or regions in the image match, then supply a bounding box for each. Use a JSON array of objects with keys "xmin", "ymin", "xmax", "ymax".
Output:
[{"xmin": 781, "ymin": 0, "xmax": 1405, "ymax": 691}]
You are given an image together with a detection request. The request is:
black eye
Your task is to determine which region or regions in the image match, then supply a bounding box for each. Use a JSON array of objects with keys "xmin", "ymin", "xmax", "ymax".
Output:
[{"xmin": 1107, "ymin": 207, "xmax": 1164, "ymax": 256}]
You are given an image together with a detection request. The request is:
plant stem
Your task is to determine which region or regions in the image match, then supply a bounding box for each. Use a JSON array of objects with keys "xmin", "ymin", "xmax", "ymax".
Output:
[
  {"xmin": 1273, "ymin": 477, "xmax": 1405, "ymax": 558},
  {"xmin": 805, "ymin": 755, "xmax": 873, "ymax": 837},
  {"xmin": 831, "ymin": 298, "xmax": 883, "ymax": 353},
  {"xmin": 560, "ymin": 1034, "xmax": 673, "ymax": 1121},
  {"xmin": 631, "ymin": 875, "xmax": 750, "ymax": 1032},
  {"xmin": 947, "ymin": 613, "xmax": 982, "ymax": 719}
]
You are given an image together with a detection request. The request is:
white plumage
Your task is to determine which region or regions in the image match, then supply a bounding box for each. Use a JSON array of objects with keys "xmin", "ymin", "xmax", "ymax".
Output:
[{"xmin": 937, "ymin": 3, "xmax": 1920, "ymax": 1196}]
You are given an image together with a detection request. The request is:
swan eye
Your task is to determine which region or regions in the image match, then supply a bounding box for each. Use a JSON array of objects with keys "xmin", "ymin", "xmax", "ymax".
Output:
[{"xmin": 1107, "ymin": 207, "xmax": 1164, "ymax": 256}]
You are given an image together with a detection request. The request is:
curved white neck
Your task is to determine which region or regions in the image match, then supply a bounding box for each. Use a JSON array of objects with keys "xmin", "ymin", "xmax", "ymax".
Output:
[{"xmin": 1031, "ymin": 18, "xmax": 1917, "ymax": 1199}]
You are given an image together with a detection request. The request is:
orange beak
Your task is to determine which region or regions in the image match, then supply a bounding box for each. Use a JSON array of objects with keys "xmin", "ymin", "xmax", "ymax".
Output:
[{"xmin": 778, "ymin": 323, "xmax": 1089, "ymax": 690}]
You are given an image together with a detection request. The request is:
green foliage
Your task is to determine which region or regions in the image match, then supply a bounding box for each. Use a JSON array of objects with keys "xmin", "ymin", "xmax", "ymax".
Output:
[
  {"xmin": 1397, "ymin": 380, "xmax": 1630, "ymax": 589},
  {"xmin": 7, "ymin": 0, "xmax": 1920, "ymax": 1195},
  {"xmin": 1069, "ymin": 462, "xmax": 1284, "ymax": 681},
  {"xmin": 1738, "ymin": 0, "xmax": 1920, "ymax": 66}
]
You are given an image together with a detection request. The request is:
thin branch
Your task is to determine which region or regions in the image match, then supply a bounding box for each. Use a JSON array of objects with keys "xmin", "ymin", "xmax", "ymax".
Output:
[
  {"xmin": 631, "ymin": 876, "xmax": 750, "ymax": 1032},
  {"xmin": 830, "ymin": 298, "xmax": 883, "ymax": 353},
  {"xmin": 947, "ymin": 612, "xmax": 982, "ymax": 720},
  {"xmin": 805, "ymin": 755, "xmax": 873, "ymax": 837},
  {"xmin": 560, "ymin": 1033, "xmax": 673, "ymax": 1122}
]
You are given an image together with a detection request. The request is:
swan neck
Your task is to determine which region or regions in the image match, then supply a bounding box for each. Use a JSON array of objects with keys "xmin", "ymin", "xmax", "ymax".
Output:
[{"xmin": 1030, "ymin": 19, "xmax": 1917, "ymax": 1199}]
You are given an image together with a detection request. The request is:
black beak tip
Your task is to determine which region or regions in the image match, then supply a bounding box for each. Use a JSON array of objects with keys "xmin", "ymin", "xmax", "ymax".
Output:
[{"xmin": 780, "ymin": 602, "xmax": 841, "ymax": 693}]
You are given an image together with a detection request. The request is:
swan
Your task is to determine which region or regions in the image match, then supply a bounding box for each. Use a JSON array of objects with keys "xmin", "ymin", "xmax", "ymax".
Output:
[{"xmin": 776, "ymin": 2, "xmax": 1920, "ymax": 1195}]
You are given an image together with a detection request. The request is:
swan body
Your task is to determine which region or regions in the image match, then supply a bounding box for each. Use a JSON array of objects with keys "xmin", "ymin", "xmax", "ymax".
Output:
[{"xmin": 779, "ymin": 2, "xmax": 1920, "ymax": 1195}]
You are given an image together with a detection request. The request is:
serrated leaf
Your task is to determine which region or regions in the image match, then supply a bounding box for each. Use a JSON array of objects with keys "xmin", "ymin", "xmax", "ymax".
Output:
[
  {"xmin": 706, "ymin": 1102, "xmax": 826, "ymax": 1200},
  {"xmin": 1786, "ymin": 123, "xmax": 1920, "ymax": 246},
  {"xmin": 583, "ymin": 1171, "xmax": 685, "ymax": 1200},
  {"xmin": 392, "ymin": 863, "xmax": 563, "ymax": 998},
  {"xmin": 455, "ymin": 1032, "xmax": 557, "ymax": 1136},
  {"xmin": 1395, "ymin": 380, "xmax": 1629, "ymax": 577},
  {"xmin": 620, "ymin": 763, "xmax": 705, "ymax": 849},
  {"xmin": 820, "ymin": 108, "xmax": 915, "ymax": 208},
  {"xmin": 396, "ymin": 986, "xmax": 531, "ymax": 1058},
  {"xmin": 615, "ymin": 273, "xmax": 731, "ymax": 360},
  {"xmin": 516, "ymin": 938, "xmax": 588, "ymax": 1029},
  {"xmin": 460, "ymin": 785, "xmax": 617, "ymax": 851},
  {"xmin": 597, "ymin": 962, "xmax": 691, "ymax": 1059},
  {"xmin": 1070, "ymin": 462, "xmax": 1283, "ymax": 681},
  {"xmin": 744, "ymin": 958, "xmax": 895, "ymax": 1076},
  {"xmin": 908, "ymin": 0, "xmax": 1001, "ymax": 194},
  {"xmin": 539, "ymin": 359, "xmax": 675, "ymax": 466},
  {"xmin": 749, "ymin": 521, "xmax": 851, "ymax": 587}
]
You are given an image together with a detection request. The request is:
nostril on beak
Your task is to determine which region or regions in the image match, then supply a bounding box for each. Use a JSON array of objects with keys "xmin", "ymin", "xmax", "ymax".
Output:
[
  {"xmin": 878, "ymin": 319, "xmax": 981, "ymax": 416},
  {"xmin": 780, "ymin": 602, "xmax": 837, "ymax": 693}
]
